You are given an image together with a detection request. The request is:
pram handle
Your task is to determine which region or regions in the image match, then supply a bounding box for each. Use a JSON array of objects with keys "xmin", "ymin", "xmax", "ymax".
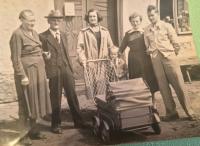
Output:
[{"xmin": 86, "ymin": 59, "xmax": 111, "ymax": 63}]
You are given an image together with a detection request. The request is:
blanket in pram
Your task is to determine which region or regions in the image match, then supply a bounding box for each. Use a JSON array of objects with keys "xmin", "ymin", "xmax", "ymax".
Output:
[{"xmin": 95, "ymin": 78, "xmax": 153, "ymax": 111}]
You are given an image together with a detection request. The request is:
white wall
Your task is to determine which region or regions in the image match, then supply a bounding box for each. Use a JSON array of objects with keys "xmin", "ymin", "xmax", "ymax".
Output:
[
  {"xmin": 0, "ymin": 0, "xmax": 54, "ymax": 72},
  {"xmin": 121, "ymin": 0, "xmax": 157, "ymax": 36},
  {"xmin": 0, "ymin": 0, "xmax": 54, "ymax": 101}
]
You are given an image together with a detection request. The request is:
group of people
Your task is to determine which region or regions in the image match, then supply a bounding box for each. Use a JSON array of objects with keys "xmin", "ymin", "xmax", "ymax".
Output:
[
  {"xmin": 9, "ymin": 4, "xmax": 197, "ymax": 145},
  {"xmin": 10, "ymin": 9, "xmax": 84, "ymax": 145},
  {"xmin": 119, "ymin": 5, "xmax": 197, "ymax": 122}
]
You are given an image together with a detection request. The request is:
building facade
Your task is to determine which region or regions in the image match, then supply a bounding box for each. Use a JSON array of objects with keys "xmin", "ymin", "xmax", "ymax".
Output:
[{"xmin": 54, "ymin": 0, "xmax": 198, "ymax": 79}]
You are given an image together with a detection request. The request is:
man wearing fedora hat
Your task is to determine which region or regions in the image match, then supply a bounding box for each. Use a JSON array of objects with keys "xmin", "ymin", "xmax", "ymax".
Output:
[{"xmin": 39, "ymin": 10, "xmax": 84, "ymax": 134}]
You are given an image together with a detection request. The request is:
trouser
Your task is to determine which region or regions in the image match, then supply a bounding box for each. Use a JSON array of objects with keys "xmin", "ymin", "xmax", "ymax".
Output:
[
  {"xmin": 49, "ymin": 66, "xmax": 81, "ymax": 128},
  {"xmin": 151, "ymin": 52, "xmax": 194, "ymax": 117}
]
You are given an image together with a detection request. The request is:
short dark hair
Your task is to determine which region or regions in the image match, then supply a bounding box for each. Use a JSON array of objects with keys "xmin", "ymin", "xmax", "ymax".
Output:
[
  {"xmin": 19, "ymin": 9, "xmax": 34, "ymax": 20},
  {"xmin": 129, "ymin": 12, "xmax": 142, "ymax": 22},
  {"xmin": 147, "ymin": 5, "xmax": 159, "ymax": 13},
  {"xmin": 84, "ymin": 9, "xmax": 103, "ymax": 23}
]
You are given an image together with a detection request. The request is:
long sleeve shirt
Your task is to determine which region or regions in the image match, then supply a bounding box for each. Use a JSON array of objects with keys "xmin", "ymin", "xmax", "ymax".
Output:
[{"xmin": 144, "ymin": 20, "xmax": 180, "ymax": 57}]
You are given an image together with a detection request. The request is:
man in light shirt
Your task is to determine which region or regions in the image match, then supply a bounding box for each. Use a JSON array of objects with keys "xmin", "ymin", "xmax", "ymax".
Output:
[{"xmin": 144, "ymin": 5, "xmax": 197, "ymax": 121}]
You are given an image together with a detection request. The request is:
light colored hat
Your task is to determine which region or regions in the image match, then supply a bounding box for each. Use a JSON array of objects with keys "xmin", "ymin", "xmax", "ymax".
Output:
[{"xmin": 45, "ymin": 10, "xmax": 64, "ymax": 19}]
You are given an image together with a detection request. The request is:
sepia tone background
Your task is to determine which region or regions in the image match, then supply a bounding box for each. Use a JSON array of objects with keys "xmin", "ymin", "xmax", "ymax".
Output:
[
  {"xmin": 0, "ymin": 0, "xmax": 200, "ymax": 146},
  {"xmin": 1, "ymin": 0, "xmax": 199, "ymax": 102},
  {"xmin": 0, "ymin": 0, "xmax": 54, "ymax": 102}
]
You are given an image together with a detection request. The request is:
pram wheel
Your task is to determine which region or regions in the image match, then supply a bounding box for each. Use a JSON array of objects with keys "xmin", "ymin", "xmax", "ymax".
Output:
[
  {"xmin": 100, "ymin": 120, "xmax": 111, "ymax": 144},
  {"xmin": 151, "ymin": 122, "xmax": 161, "ymax": 134},
  {"xmin": 92, "ymin": 116, "xmax": 100, "ymax": 136}
]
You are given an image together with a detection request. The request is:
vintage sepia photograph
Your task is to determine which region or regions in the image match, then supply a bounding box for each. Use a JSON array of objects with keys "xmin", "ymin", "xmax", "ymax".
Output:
[{"xmin": 0, "ymin": 0, "xmax": 200, "ymax": 146}]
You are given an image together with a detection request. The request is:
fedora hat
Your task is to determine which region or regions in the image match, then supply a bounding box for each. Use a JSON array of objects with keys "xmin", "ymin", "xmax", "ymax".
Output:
[{"xmin": 45, "ymin": 10, "xmax": 64, "ymax": 19}]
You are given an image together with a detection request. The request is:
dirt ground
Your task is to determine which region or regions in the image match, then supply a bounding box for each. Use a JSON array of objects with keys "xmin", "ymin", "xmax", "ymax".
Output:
[
  {"xmin": 20, "ymin": 82, "xmax": 200, "ymax": 145},
  {"xmin": 1, "ymin": 81, "xmax": 200, "ymax": 146}
]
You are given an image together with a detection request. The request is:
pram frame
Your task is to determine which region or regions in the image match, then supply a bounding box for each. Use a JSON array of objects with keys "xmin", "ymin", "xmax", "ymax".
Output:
[{"xmin": 83, "ymin": 59, "xmax": 161, "ymax": 144}]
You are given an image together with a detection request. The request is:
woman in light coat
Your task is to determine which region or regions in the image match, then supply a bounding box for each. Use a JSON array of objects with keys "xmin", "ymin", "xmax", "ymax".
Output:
[
  {"xmin": 77, "ymin": 9, "xmax": 115, "ymax": 66},
  {"xmin": 77, "ymin": 9, "xmax": 116, "ymax": 97}
]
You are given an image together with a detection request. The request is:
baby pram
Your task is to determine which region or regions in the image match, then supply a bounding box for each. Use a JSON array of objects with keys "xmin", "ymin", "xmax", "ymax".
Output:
[{"xmin": 84, "ymin": 59, "xmax": 161, "ymax": 143}]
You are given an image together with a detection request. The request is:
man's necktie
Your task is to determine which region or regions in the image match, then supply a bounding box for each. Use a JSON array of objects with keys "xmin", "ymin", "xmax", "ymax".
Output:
[{"xmin": 55, "ymin": 32, "xmax": 61, "ymax": 44}]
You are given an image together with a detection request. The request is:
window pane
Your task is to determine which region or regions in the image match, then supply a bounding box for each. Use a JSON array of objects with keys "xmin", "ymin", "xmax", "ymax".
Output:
[{"xmin": 177, "ymin": 0, "xmax": 191, "ymax": 32}]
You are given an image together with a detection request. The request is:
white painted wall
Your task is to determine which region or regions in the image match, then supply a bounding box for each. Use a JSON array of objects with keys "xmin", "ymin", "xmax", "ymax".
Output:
[
  {"xmin": 122, "ymin": 0, "xmax": 157, "ymax": 35},
  {"xmin": 0, "ymin": 0, "xmax": 54, "ymax": 72}
]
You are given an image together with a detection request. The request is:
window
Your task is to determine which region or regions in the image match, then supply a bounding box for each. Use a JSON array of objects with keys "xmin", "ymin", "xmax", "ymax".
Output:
[{"xmin": 174, "ymin": 0, "xmax": 191, "ymax": 34}]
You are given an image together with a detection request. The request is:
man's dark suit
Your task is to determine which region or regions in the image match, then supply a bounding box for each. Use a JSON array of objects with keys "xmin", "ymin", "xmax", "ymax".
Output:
[{"xmin": 39, "ymin": 30, "xmax": 81, "ymax": 129}]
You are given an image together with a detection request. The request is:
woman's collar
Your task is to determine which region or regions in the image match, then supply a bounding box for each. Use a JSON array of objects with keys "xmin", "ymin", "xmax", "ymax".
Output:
[{"xmin": 128, "ymin": 27, "xmax": 144, "ymax": 33}]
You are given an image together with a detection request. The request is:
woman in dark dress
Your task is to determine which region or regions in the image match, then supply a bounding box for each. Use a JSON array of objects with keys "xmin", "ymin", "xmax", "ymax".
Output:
[{"xmin": 118, "ymin": 12, "xmax": 159, "ymax": 102}]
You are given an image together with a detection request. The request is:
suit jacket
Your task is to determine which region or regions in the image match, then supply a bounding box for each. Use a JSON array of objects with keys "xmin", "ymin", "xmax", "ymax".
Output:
[
  {"xmin": 10, "ymin": 26, "xmax": 42, "ymax": 78},
  {"xmin": 39, "ymin": 30, "xmax": 73, "ymax": 78}
]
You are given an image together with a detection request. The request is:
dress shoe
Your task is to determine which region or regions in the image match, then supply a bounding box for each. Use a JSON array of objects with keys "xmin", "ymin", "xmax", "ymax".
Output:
[
  {"xmin": 29, "ymin": 132, "xmax": 46, "ymax": 140},
  {"xmin": 51, "ymin": 126, "xmax": 62, "ymax": 134},
  {"xmin": 162, "ymin": 113, "xmax": 179, "ymax": 121}
]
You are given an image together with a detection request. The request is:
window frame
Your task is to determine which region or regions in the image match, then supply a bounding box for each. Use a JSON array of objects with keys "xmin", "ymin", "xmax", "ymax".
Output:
[{"xmin": 173, "ymin": 0, "xmax": 192, "ymax": 35}]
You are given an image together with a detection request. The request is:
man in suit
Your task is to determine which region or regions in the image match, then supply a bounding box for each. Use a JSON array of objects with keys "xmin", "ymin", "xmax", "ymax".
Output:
[
  {"xmin": 39, "ymin": 10, "xmax": 84, "ymax": 134},
  {"xmin": 144, "ymin": 5, "xmax": 197, "ymax": 121}
]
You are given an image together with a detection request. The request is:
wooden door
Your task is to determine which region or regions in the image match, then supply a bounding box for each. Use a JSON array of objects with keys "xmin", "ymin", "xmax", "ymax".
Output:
[
  {"xmin": 55, "ymin": 0, "xmax": 87, "ymax": 79},
  {"xmin": 54, "ymin": 0, "xmax": 118, "ymax": 80}
]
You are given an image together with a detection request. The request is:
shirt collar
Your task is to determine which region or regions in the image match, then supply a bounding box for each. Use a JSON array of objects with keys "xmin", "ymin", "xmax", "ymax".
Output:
[
  {"xmin": 149, "ymin": 20, "xmax": 162, "ymax": 31},
  {"xmin": 88, "ymin": 24, "xmax": 100, "ymax": 31},
  {"xmin": 49, "ymin": 29, "xmax": 60, "ymax": 37},
  {"xmin": 87, "ymin": 24, "xmax": 108, "ymax": 32},
  {"xmin": 128, "ymin": 27, "xmax": 144, "ymax": 33}
]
